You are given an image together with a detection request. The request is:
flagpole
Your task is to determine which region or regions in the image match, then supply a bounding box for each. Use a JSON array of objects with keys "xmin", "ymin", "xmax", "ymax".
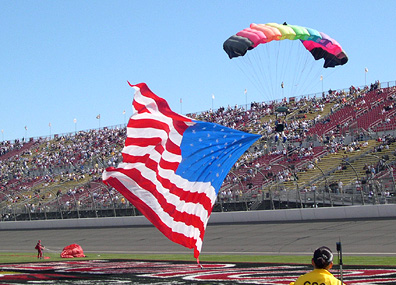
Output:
[
  {"xmin": 180, "ymin": 98, "xmax": 183, "ymax": 114},
  {"xmin": 211, "ymin": 94, "xmax": 214, "ymax": 112},
  {"xmin": 1, "ymin": 129, "xmax": 4, "ymax": 142},
  {"xmin": 73, "ymin": 118, "xmax": 77, "ymax": 134},
  {"xmin": 320, "ymin": 75, "xmax": 323, "ymax": 94},
  {"xmin": 95, "ymin": 114, "xmax": 101, "ymax": 129},
  {"xmin": 365, "ymin": 67, "xmax": 368, "ymax": 86},
  {"xmin": 123, "ymin": 110, "xmax": 126, "ymax": 126},
  {"xmin": 49, "ymin": 123, "xmax": 52, "ymax": 139},
  {"xmin": 244, "ymin": 89, "xmax": 247, "ymax": 110},
  {"xmin": 281, "ymin": 82, "xmax": 284, "ymax": 99}
]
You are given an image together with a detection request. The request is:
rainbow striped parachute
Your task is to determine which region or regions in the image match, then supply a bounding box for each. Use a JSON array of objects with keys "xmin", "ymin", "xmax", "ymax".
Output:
[{"xmin": 223, "ymin": 22, "xmax": 348, "ymax": 68}]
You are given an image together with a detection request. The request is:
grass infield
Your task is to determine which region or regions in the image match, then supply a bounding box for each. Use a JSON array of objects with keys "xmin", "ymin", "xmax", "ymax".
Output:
[{"xmin": 1, "ymin": 252, "xmax": 396, "ymax": 266}]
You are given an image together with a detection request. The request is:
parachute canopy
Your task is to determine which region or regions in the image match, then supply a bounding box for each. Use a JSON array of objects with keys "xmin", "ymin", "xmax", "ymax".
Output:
[
  {"xmin": 60, "ymin": 244, "xmax": 86, "ymax": 258},
  {"xmin": 223, "ymin": 22, "xmax": 348, "ymax": 68}
]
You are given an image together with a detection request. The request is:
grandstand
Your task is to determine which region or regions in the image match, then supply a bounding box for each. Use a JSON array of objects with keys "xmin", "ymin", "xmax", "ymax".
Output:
[{"xmin": 1, "ymin": 80, "xmax": 396, "ymax": 222}]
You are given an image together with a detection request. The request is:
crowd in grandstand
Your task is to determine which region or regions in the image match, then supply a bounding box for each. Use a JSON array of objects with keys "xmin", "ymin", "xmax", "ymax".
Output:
[
  {"xmin": 1, "ymin": 81, "xmax": 396, "ymax": 219},
  {"xmin": 0, "ymin": 140, "xmax": 24, "ymax": 156}
]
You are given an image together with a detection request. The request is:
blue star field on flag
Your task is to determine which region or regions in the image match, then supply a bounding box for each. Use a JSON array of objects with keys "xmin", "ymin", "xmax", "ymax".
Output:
[{"xmin": 175, "ymin": 120, "xmax": 261, "ymax": 193}]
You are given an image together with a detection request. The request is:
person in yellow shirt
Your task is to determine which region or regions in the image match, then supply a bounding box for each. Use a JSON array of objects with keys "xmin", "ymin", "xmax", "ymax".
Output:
[{"xmin": 290, "ymin": 246, "xmax": 345, "ymax": 285}]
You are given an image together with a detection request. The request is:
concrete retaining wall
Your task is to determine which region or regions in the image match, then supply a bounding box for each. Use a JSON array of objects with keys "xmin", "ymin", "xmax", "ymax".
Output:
[{"xmin": 1, "ymin": 204, "xmax": 396, "ymax": 230}]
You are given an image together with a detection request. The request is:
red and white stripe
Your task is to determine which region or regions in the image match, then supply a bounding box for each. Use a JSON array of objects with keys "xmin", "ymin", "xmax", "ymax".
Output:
[{"xmin": 103, "ymin": 82, "xmax": 217, "ymax": 258}]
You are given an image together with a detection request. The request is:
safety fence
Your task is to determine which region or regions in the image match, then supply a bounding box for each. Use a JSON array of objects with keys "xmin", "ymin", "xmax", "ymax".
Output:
[{"xmin": 1, "ymin": 177, "xmax": 395, "ymax": 222}]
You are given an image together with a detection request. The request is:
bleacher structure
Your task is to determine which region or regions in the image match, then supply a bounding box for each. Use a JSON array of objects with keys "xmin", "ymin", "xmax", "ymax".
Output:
[{"xmin": 1, "ymin": 81, "xmax": 396, "ymax": 221}]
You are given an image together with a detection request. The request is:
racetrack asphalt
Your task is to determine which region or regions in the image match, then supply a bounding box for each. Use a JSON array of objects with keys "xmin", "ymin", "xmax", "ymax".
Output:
[{"xmin": 0, "ymin": 218, "xmax": 395, "ymax": 257}]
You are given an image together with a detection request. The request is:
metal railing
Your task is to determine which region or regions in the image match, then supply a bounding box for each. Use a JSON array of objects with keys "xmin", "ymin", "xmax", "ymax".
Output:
[{"xmin": 1, "ymin": 173, "xmax": 394, "ymax": 222}]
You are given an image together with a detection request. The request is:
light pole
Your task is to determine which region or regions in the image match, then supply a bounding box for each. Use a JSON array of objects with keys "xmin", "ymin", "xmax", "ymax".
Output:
[
  {"xmin": 49, "ymin": 123, "xmax": 52, "ymax": 139},
  {"xmin": 320, "ymin": 75, "xmax": 323, "ymax": 94},
  {"xmin": 211, "ymin": 94, "xmax": 215, "ymax": 112},
  {"xmin": 73, "ymin": 118, "xmax": 77, "ymax": 134},
  {"xmin": 365, "ymin": 68, "xmax": 368, "ymax": 86},
  {"xmin": 180, "ymin": 98, "xmax": 183, "ymax": 114},
  {"xmin": 244, "ymin": 89, "xmax": 247, "ymax": 110},
  {"xmin": 96, "ymin": 114, "xmax": 101, "ymax": 129},
  {"xmin": 281, "ymin": 81, "xmax": 284, "ymax": 98}
]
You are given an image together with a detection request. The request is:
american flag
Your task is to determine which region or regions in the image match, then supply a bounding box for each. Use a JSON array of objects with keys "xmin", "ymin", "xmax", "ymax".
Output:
[{"xmin": 102, "ymin": 82, "xmax": 260, "ymax": 259}]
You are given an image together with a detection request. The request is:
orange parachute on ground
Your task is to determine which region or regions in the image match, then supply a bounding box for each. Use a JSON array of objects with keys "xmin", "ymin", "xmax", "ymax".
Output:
[{"xmin": 60, "ymin": 244, "xmax": 86, "ymax": 258}]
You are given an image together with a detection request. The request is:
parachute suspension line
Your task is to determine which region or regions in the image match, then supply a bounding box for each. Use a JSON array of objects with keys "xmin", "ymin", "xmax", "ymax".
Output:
[
  {"xmin": 274, "ymin": 41, "xmax": 282, "ymax": 101},
  {"xmin": 246, "ymin": 52, "xmax": 267, "ymax": 96},
  {"xmin": 279, "ymin": 40, "xmax": 289, "ymax": 99},
  {"xmin": 288, "ymin": 41, "xmax": 303, "ymax": 97},
  {"xmin": 224, "ymin": 22, "xmax": 348, "ymax": 104},
  {"xmin": 261, "ymin": 43, "xmax": 276, "ymax": 99},
  {"xmin": 294, "ymin": 41, "xmax": 320, "ymax": 97},
  {"xmin": 237, "ymin": 44, "xmax": 279, "ymax": 103},
  {"xmin": 234, "ymin": 53, "xmax": 267, "ymax": 102},
  {"xmin": 287, "ymin": 40, "xmax": 324, "ymax": 97},
  {"xmin": 284, "ymin": 40, "xmax": 303, "ymax": 99},
  {"xmin": 293, "ymin": 45, "xmax": 320, "ymax": 96},
  {"xmin": 277, "ymin": 40, "xmax": 311, "ymax": 100},
  {"xmin": 317, "ymin": 68, "xmax": 340, "ymax": 93},
  {"xmin": 297, "ymin": 48, "xmax": 335, "ymax": 96},
  {"xmin": 260, "ymin": 41, "xmax": 279, "ymax": 101},
  {"xmin": 250, "ymin": 45, "xmax": 270, "ymax": 98}
]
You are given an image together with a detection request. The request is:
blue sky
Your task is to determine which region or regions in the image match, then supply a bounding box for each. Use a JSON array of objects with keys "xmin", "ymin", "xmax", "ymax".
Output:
[{"xmin": 1, "ymin": 1, "xmax": 395, "ymax": 141}]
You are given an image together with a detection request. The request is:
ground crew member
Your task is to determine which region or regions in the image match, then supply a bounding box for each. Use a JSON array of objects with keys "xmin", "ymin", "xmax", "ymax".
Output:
[
  {"xmin": 290, "ymin": 246, "xmax": 345, "ymax": 285},
  {"xmin": 35, "ymin": 240, "xmax": 45, "ymax": 259}
]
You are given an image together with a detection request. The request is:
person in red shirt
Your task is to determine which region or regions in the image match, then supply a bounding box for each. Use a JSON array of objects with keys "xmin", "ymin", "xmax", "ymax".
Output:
[{"xmin": 35, "ymin": 240, "xmax": 44, "ymax": 259}]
